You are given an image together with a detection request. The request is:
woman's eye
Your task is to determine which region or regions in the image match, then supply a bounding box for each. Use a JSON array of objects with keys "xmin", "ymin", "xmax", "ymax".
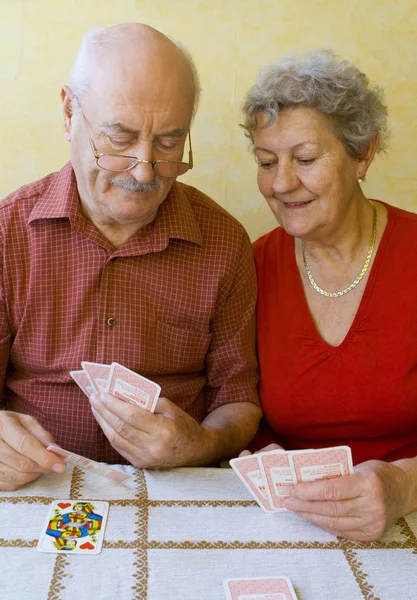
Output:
[
  {"xmin": 258, "ymin": 161, "xmax": 275, "ymax": 170},
  {"xmin": 297, "ymin": 157, "xmax": 315, "ymax": 165}
]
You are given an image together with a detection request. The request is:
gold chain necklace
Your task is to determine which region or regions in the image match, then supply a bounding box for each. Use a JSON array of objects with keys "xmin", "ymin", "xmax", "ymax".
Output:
[{"xmin": 302, "ymin": 201, "xmax": 377, "ymax": 298}]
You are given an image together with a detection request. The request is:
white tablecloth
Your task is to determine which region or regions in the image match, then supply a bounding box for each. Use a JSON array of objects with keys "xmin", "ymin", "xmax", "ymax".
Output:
[{"xmin": 1, "ymin": 465, "xmax": 417, "ymax": 599}]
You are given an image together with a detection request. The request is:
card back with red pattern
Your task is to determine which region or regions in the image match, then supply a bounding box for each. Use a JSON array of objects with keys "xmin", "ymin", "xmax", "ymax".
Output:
[
  {"xmin": 107, "ymin": 362, "xmax": 161, "ymax": 412},
  {"xmin": 259, "ymin": 450, "xmax": 296, "ymax": 510},
  {"xmin": 224, "ymin": 576, "xmax": 298, "ymax": 599},
  {"xmin": 289, "ymin": 446, "xmax": 353, "ymax": 483},
  {"xmin": 230, "ymin": 455, "xmax": 274, "ymax": 513},
  {"xmin": 70, "ymin": 369, "xmax": 95, "ymax": 397},
  {"xmin": 81, "ymin": 362, "xmax": 112, "ymax": 394}
]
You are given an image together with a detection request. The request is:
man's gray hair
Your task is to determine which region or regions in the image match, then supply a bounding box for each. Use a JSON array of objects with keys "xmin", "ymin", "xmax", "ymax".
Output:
[
  {"xmin": 241, "ymin": 49, "xmax": 389, "ymax": 159},
  {"xmin": 70, "ymin": 26, "xmax": 201, "ymax": 118}
]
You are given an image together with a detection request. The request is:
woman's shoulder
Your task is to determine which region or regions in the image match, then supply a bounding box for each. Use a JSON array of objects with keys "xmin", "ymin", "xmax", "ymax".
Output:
[
  {"xmin": 381, "ymin": 201, "xmax": 417, "ymax": 248},
  {"xmin": 253, "ymin": 226, "xmax": 288, "ymax": 260},
  {"xmin": 382, "ymin": 200, "xmax": 417, "ymax": 224}
]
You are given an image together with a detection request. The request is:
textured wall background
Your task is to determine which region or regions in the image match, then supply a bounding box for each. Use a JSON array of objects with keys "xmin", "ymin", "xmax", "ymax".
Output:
[{"xmin": 0, "ymin": 0, "xmax": 415, "ymax": 240}]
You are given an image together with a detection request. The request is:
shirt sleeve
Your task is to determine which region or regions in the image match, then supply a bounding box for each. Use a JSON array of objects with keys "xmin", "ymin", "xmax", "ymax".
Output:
[
  {"xmin": 204, "ymin": 228, "xmax": 260, "ymax": 412},
  {"xmin": 0, "ymin": 242, "xmax": 12, "ymax": 408}
]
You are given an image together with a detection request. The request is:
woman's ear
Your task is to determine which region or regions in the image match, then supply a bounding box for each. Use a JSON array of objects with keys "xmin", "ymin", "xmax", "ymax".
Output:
[{"xmin": 357, "ymin": 133, "xmax": 379, "ymax": 180}]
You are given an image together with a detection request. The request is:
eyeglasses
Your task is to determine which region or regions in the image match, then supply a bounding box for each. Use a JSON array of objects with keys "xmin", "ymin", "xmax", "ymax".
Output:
[{"xmin": 74, "ymin": 97, "xmax": 193, "ymax": 177}]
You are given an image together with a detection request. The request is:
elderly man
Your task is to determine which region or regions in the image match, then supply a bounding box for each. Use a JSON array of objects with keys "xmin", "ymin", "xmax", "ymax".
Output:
[{"xmin": 0, "ymin": 23, "xmax": 261, "ymax": 491}]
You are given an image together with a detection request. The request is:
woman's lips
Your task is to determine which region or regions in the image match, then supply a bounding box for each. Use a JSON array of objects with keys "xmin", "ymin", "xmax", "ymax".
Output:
[{"xmin": 283, "ymin": 200, "xmax": 313, "ymax": 208}]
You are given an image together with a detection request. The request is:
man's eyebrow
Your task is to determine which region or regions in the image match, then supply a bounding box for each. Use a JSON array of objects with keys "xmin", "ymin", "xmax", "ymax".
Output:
[
  {"xmin": 157, "ymin": 128, "xmax": 187, "ymax": 138},
  {"xmin": 99, "ymin": 122, "xmax": 138, "ymax": 135},
  {"xmin": 98, "ymin": 123, "xmax": 187, "ymax": 138}
]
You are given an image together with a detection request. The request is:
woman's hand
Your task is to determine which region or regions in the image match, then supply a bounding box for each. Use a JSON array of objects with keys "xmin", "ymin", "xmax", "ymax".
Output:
[
  {"xmin": 283, "ymin": 459, "xmax": 414, "ymax": 541},
  {"xmin": 239, "ymin": 443, "xmax": 284, "ymax": 457}
]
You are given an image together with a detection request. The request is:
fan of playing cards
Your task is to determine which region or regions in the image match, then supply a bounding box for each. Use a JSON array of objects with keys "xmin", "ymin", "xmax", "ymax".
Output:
[
  {"xmin": 71, "ymin": 361, "xmax": 161, "ymax": 412},
  {"xmin": 230, "ymin": 446, "xmax": 353, "ymax": 512},
  {"xmin": 47, "ymin": 361, "xmax": 162, "ymax": 487}
]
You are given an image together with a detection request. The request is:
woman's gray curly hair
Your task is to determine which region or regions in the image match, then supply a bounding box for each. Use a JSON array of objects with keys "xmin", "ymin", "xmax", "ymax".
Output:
[{"xmin": 241, "ymin": 49, "xmax": 389, "ymax": 159}]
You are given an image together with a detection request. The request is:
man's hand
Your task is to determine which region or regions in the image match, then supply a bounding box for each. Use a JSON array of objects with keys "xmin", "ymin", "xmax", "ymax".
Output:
[
  {"xmin": 283, "ymin": 459, "xmax": 410, "ymax": 541},
  {"xmin": 89, "ymin": 393, "xmax": 261, "ymax": 468},
  {"xmin": 89, "ymin": 394, "xmax": 215, "ymax": 468},
  {"xmin": 0, "ymin": 411, "xmax": 66, "ymax": 491}
]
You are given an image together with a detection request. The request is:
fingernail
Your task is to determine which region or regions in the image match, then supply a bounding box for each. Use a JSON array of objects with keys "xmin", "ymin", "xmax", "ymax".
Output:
[{"xmin": 52, "ymin": 463, "xmax": 66, "ymax": 473}]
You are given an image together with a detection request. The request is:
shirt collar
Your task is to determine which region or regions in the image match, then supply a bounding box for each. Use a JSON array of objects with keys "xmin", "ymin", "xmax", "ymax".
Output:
[
  {"xmin": 149, "ymin": 180, "xmax": 204, "ymax": 250},
  {"xmin": 28, "ymin": 162, "xmax": 80, "ymax": 223},
  {"xmin": 28, "ymin": 163, "xmax": 204, "ymax": 251}
]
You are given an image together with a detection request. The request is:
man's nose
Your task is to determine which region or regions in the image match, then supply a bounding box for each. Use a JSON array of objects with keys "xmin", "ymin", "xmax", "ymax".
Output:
[{"xmin": 129, "ymin": 159, "xmax": 156, "ymax": 184}]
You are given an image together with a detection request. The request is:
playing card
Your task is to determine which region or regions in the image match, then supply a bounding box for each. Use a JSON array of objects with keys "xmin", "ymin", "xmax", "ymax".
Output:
[
  {"xmin": 259, "ymin": 450, "xmax": 296, "ymax": 511},
  {"xmin": 81, "ymin": 361, "xmax": 112, "ymax": 394},
  {"xmin": 36, "ymin": 499, "xmax": 109, "ymax": 554},
  {"xmin": 70, "ymin": 369, "xmax": 95, "ymax": 397},
  {"xmin": 224, "ymin": 576, "xmax": 298, "ymax": 600},
  {"xmin": 230, "ymin": 455, "xmax": 274, "ymax": 513},
  {"xmin": 47, "ymin": 444, "xmax": 134, "ymax": 485},
  {"xmin": 289, "ymin": 446, "xmax": 354, "ymax": 483},
  {"xmin": 107, "ymin": 362, "xmax": 161, "ymax": 412}
]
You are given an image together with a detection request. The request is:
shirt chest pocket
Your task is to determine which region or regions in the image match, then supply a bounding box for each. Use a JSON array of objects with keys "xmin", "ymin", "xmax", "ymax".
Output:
[{"xmin": 145, "ymin": 319, "xmax": 212, "ymax": 374}]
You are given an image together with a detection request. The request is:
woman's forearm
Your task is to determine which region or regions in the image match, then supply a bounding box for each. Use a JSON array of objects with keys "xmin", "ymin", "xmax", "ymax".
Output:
[{"xmin": 392, "ymin": 456, "xmax": 417, "ymax": 515}]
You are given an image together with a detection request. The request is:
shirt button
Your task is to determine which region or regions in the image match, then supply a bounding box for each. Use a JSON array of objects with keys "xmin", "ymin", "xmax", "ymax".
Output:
[{"xmin": 107, "ymin": 317, "xmax": 117, "ymax": 327}]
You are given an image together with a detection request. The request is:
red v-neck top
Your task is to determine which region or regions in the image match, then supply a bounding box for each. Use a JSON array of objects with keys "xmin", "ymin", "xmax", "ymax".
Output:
[{"xmin": 253, "ymin": 202, "xmax": 417, "ymax": 465}]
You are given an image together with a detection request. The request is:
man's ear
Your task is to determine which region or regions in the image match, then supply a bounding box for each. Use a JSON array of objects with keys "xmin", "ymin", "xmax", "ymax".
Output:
[{"xmin": 61, "ymin": 85, "xmax": 74, "ymax": 141}]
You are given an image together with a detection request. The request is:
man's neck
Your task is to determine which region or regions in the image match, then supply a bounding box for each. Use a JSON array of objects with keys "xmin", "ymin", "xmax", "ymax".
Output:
[
  {"xmin": 92, "ymin": 221, "xmax": 148, "ymax": 248},
  {"xmin": 78, "ymin": 198, "xmax": 159, "ymax": 249}
]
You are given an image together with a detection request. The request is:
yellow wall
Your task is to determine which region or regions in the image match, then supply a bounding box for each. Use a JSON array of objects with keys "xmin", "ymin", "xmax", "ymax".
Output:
[{"xmin": 1, "ymin": 0, "xmax": 415, "ymax": 240}]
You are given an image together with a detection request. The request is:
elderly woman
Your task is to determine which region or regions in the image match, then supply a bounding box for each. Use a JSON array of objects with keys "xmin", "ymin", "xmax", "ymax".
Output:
[{"xmin": 242, "ymin": 50, "xmax": 417, "ymax": 541}]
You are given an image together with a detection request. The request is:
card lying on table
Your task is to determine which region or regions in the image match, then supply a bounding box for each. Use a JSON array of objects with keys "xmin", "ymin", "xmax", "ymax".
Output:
[
  {"xmin": 36, "ymin": 499, "xmax": 109, "ymax": 554},
  {"xmin": 224, "ymin": 576, "xmax": 298, "ymax": 600},
  {"xmin": 47, "ymin": 444, "xmax": 134, "ymax": 486},
  {"xmin": 231, "ymin": 446, "xmax": 353, "ymax": 512}
]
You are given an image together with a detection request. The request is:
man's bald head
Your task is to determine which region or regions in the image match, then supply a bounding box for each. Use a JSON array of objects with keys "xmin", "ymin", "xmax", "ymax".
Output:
[{"xmin": 70, "ymin": 23, "xmax": 200, "ymax": 118}]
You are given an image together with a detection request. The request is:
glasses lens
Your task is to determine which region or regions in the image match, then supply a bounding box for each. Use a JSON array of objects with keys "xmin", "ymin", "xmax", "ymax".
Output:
[
  {"xmin": 97, "ymin": 155, "xmax": 138, "ymax": 172},
  {"xmin": 154, "ymin": 161, "xmax": 191, "ymax": 177}
]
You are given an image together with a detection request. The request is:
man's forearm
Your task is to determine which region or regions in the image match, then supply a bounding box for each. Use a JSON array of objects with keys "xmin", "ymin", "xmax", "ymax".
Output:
[{"xmin": 187, "ymin": 402, "xmax": 262, "ymax": 466}]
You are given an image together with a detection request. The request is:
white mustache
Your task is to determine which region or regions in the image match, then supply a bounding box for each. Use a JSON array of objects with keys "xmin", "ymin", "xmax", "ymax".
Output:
[{"xmin": 110, "ymin": 175, "xmax": 163, "ymax": 192}]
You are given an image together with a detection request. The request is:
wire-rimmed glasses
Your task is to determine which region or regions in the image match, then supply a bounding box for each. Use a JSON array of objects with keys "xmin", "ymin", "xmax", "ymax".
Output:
[{"xmin": 75, "ymin": 97, "xmax": 193, "ymax": 177}]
